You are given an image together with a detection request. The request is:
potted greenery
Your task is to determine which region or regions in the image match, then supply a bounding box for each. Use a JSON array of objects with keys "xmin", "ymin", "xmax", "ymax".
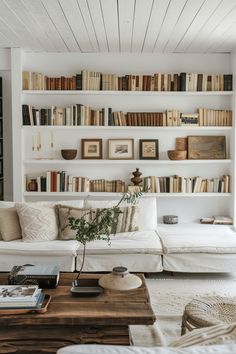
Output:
[{"xmin": 68, "ymin": 190, "xmax": 143, "ymax": 288}]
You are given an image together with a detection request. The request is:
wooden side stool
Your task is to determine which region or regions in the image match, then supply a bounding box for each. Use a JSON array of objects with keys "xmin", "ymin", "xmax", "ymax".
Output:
[{"xmin": 181, "ymin": 296, "xmax": 236, "ymax": 335}]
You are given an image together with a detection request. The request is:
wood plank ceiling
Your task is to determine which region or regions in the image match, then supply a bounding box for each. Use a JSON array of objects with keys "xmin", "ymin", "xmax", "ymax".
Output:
[{"xmin": 0, "ymin": 0, "xmax": 236, "ymax": 53}]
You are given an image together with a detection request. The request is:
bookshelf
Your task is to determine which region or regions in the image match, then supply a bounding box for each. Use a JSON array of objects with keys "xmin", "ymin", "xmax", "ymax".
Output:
[{"xmin": 11, "ymin": 50, "xmax": 235, "ymax": 224}]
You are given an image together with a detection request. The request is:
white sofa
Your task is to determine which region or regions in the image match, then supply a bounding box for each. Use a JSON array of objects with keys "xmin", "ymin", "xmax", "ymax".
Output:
[{"xmin": 0, "ymin": 198, "xmax": 236, "ymax": 273}]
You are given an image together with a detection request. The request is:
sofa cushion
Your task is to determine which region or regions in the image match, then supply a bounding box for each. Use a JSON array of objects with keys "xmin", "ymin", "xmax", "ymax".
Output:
[
  {"xmin": 0, "ymin": 240, "xmax": 79, "ymax": 272},
  {"xmin": 57, "ymin": 204, "xmax": 138, "ymax": 240},
  {"xmin": 16, "ymin": 203, "xmax": 58, "ymax": 242},
  {"xmin": 157, "ymin": 224, "xmax": 236, "ymax": 254},
  {"xmin": 0, "ymin": 207, "xmax": 21, "ymax": 241},
  {"xmin": 57, "ymin": 344, "xmax": 236, "ymax": 354},
  {"xmin": 86, "ymin": 197, "xmax": 157, "ymax": 231},
  {"xmin": 77, "ymin": 230, "xmax": 162, "ymax": 255}
]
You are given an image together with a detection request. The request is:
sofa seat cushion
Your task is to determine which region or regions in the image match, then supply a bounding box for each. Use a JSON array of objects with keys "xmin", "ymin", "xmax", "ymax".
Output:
[
  {"xmin": 76, "ymin": 230, "xmax": 162, "ymax": 255},
  {"xmin": 57, "ymin": 344, "xmax": 236, "ymax": 354},
  {"xmin": 0, "ymin": 240, "xmax": 79, "ymax": 272},
  {"xmin": 157, "ymin": 224, "xmax": 236, "ymax": 254}
]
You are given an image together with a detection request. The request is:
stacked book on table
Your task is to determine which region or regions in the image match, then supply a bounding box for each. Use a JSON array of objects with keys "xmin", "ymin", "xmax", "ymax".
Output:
[{"xmin": 0, "ymin": 285, "xmax": 45, "ymax": 309}]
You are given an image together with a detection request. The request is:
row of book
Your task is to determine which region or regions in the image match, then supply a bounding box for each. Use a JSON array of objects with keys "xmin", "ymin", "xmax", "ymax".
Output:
[
  {"xmin": 26, "ymin": 173, "xmax": 126, "ymax": 193},
  {"xmin": 22, "ymin": 71, "xmax": 233, "ymax": 91},
  {"xmin": 22, "ymin": 104, "xmax": 233, "ymax": 127},
  {"xmin": 143, "ymin": 175, "xmax": 230, "ymax": 193}
]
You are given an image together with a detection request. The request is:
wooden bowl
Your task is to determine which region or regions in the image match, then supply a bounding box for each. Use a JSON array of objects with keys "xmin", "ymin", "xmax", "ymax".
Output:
[
  {"xmin": 61, "ymin": 149, "xmax": 77, "ymax": 160},
  {"xmin": 167, "ymin": 150, "xmax": 187, "ymax": 160}
]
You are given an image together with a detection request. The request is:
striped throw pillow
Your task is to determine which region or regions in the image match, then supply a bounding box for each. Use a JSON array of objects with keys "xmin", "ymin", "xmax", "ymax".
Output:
[{"xmin": 57, "ymin": 205, "xmax": 138, "ymax": 240}]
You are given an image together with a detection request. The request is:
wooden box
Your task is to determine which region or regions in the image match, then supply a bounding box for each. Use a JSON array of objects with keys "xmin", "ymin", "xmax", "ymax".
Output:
[{"xmin": 188, "ymin": 136, "xmax": 226, "ymax": 159}]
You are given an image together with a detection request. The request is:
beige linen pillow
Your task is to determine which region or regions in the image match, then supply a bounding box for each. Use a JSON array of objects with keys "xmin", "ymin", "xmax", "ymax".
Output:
[
  {"xmin": 15, "ymin": 203, "xmax": 58, "ymax": 242},
  {"xmin": 57, "ymin": 205, "xmax": 138, "ymax": 240},
  {"xmin": 0, "ymin": 207, "xmax": 21, "ymax": 241}
]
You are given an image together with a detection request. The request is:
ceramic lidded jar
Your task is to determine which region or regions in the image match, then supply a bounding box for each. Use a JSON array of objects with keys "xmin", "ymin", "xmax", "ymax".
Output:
[{"xmin": 98, "ymin": 266, "xmax": 142, "ymax": 291}]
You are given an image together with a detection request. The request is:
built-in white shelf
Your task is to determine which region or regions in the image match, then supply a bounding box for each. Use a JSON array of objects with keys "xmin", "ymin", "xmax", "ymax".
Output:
[
  {"xmin": 23, "ymin": 192, "xmax": 231, "ymax": 197},
  {"xmin": 22, "ymin": 90, "xmax": 234, "ymax": 96},
  {"xmin": 22, "ymin": 126, "xmax": 233, "ymax": 131},
  {"xmin": 23, "ymin": 159, "xmax": 232, "ymax": 165}
]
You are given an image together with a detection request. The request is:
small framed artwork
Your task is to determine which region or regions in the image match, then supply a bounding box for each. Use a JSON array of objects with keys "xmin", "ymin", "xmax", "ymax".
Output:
[
  {"xmin": 139, "ymin": 139, "xmax": 159, "ymax": 160},
  {"xmin": 81, "ymin": 139, "xmax": 103, "ymax": 159},
  {"xmin": 108, "ymin": 138, "xmax": 134, "ymax": 160}
]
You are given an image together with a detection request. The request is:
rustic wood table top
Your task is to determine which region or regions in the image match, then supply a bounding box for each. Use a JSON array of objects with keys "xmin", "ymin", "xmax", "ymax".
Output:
[{"xmin": 0, "ymin": 272, "xmax": 156, "ymax": 327}]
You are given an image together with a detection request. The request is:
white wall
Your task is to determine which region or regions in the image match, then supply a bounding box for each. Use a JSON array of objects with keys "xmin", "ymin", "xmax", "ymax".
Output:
[{"xmin": 0, "ymin": 48, "xmax": 12, "ymax": 201}]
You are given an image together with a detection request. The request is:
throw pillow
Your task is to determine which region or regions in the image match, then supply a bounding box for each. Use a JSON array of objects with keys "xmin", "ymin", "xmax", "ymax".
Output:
[
  {"xmin": 170, "ymin": 323, "xmax": 236, "ymax": 347},
  {"xmin": 15, "ymin": 203, "xmax": 58, "ymax": 242},
  {"xmin": 0, "ymin": 207, "xmax": 21, "ymax": 241},
  {"xmin": 57, "ymin": 205, "xmax": 139, "ymax": 240}
]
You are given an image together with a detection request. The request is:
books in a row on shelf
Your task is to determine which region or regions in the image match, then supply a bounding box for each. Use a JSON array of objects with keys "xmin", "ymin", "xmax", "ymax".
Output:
[
  {"xmin": 22, "ymin": 105, "xmax": 233, "ymax": 127},
  {"xmin": 143, "ymin": 175, "xmax": 230, "ymax": 194},
  {"xmin": 22, "ymin": 70, "xmax": 233, "ymax": 91},
  {"xmin": 26, "ymin": 173, "xmax": 126, "ymax": 193}
]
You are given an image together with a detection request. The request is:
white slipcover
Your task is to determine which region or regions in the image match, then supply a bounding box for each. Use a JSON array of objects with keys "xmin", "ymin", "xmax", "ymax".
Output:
[
  {"xmin": 76, "ymin": 230, "xmax": 163, "ymax": 272},
  {"xmin": 0, "ymin": 240, "xmax": 79, "ymax": 271}
]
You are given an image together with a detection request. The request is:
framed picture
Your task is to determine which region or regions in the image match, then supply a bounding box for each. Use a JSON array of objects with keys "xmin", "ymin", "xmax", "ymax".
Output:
[
  {"xmin": 139, "ymin": 139, "xmax": 159, "ymax": 160},
  {"xmin": 81, "ymin": 139, "xmax": 103, "ymax": 159},
  {"xmin": 108, "ymin": 139, "xmax": 134, "ymax": 160},
  {"xmin": 188, "ymin": 136, "xmax": 226, "ymax": 159}
]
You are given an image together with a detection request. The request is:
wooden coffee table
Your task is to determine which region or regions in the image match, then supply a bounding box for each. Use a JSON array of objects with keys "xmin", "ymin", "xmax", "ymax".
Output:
[{"xmin": 0, "ymin": 272, "xmax": 155, "ymax": 353}]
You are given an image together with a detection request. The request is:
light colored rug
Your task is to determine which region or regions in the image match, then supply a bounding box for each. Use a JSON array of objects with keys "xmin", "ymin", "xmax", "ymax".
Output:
[{"xmin": 130, "ymin": 272, "xmax": 236, "ymax": 347}]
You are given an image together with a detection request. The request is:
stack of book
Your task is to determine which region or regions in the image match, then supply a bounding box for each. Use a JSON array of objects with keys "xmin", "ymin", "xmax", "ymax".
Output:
[{"xmin": 0, "ymin": 285, "xmax": 44, "ymax": 309}]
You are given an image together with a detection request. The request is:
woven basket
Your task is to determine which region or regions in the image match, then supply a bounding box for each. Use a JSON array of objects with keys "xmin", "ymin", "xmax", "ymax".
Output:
[{"xmin": 181, "ymin": 296, "xmax": 236, "ymax": 335}]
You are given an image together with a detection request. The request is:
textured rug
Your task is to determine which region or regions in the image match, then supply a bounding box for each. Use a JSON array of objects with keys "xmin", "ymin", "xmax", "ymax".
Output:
[{"xmin": 130, "ymin": 273, "xmax": 236, "ymax": 347}]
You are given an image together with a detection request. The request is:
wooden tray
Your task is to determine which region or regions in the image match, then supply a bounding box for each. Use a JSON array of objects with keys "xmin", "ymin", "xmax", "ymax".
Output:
[{"xmin": 0, "ymin": 294, "xmax": 51, "ymax": 315}]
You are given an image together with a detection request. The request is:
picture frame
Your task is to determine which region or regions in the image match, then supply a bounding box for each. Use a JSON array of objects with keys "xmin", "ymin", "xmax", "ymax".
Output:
[
  {"xmin": 139, "ymin": 139, "xmax": 159, "ymax": 160},
  {"xmin": 81, "ymin": 139, "xmax": 103, "ymax": 159},
  {"xmin": 188, "ymin": 136, "xmax": 226, "ymax": 160},
  {"xmin": 108, "ymin": 138, "xmax": 134, "ymax": 160}
]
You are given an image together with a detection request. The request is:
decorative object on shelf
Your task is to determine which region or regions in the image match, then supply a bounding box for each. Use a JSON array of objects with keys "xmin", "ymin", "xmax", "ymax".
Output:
[
  {"xmin": 61, "ymin": 149, "xmax": 77, "ymax": 160},
  {"xmin": 81, "ymin": 138, "xmax": 102, "ymax": 159},
  {"xmin": 139, "ymin": 139, "xmax": 159, "ymax": 160},
  {"xmin": 168, "ymin": 150, "xmax": 187, "ymax": 160},
  {"xmin": 200, "ymin": 216, "xmax": 233, "ymax": 225},
  {"xmin": 176, "ymin": 137, "xmax": 188, "ymax": 151},
  {"xmin": 131, "ymin": 168, "xmax": 143, "ymax": 186},
  {"xmin": 163, "ymin": 215, "xmax": 178, "ymax": 224},
  {"xmin": 108, "ymin": 138, "xmax": 134, "ymax": 160},
  {"xmin": 98, "ymin": 266, "xmax": 142, "ymax": 291},
  {"xmin": 188, "ymin": 136, "xmax": 226, "ymax": 159},
  {"xmin": 27, "ymin": 179, "xmax": 38, "ymax": 192},
  {"xmin": 68, "ymin": 191, "xmax": 143, "ymax": 295}
]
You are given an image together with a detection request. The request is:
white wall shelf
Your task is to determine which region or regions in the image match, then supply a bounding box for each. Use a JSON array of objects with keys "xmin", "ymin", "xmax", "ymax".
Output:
[
  {"xmin": 23, "ymin": 159, "xmax": 232, "ymax": 165},
  {"xmin": 22, "ymin": 126, "xmax": 232, "ymax": 131},
  {"xmin": 22, "ymin": 90, "xmax": 234, "ymax": 96},
  {"xmin": 23, "ymin": 192, "xmax": 231, "ymax": 198}
]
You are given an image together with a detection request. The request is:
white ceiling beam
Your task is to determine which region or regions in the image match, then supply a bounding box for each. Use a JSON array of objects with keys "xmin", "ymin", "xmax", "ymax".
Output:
[
  {"xmin": 58, "ymin": 0, "xmax": 94, "ymax": 52},
  {"xmin": 5, "ymin": 0, "xmax": 56, "ymax": 52},
  {"xmin": 41, "ymin": 0, "xmax": 80, "ymax": 52},
  {"xmin": 164, "ymin": 0, "xmax": 205, "ymax": 53},
  {"xmin": 187, "ymin": 0, "xmax": 236, "ymax": 52},
  {"xmin": 86, "ymin": 0, "xmax": 108, "ymax": 52},
  {"xmin": 142, "ymin": 0, "xmax": 170, "ymax": 53},
  {"xmin": 132, "ymin": 0, "xmax": 153, "ymax": 53},
  {"xmin": 118, "ymin": 0, "xmax": 134, "ymax": 52},
  {"xmin": 100, "ymin": 0, "xmax": 119, "ymax": 52},
  {"xmin": 0, "ymin": 0, "xmax": 42, "ymax": 51},
  {"xmin": 153, "ymin": 0, "xmax": 188, "ymax": 53},
  {"xmin": 22, "ymin": 0, "xmax": 68, "ymax": 52}
]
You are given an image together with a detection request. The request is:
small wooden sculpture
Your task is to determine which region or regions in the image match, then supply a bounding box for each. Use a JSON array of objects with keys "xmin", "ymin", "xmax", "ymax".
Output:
[{"xmin": 131, "ymin": 168, "xmax": 142, "ymax": 186}]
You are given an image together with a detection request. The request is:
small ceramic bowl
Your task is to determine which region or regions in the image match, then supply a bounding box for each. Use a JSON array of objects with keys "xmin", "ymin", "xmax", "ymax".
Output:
[{"xmin": 61, "ymin": 149, "xmax": 77, "ymax": 160}]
